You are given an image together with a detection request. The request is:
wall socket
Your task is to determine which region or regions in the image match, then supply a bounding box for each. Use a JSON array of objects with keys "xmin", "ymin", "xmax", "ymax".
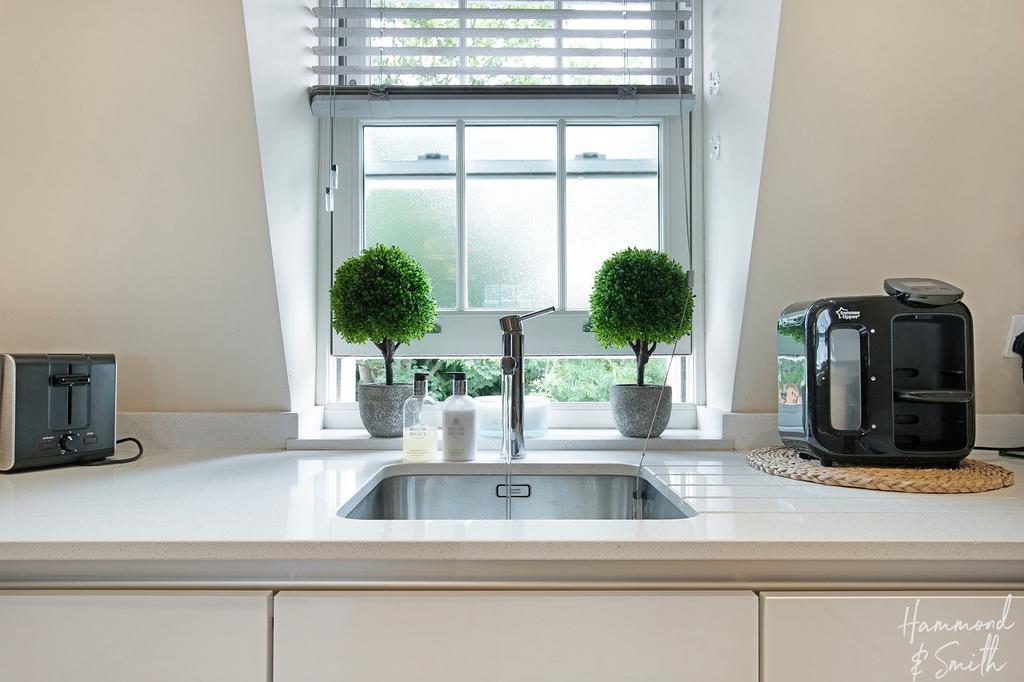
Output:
[{"xmin": 1003, "ymin": 314, "xmax": 1024, "ymax": 358}]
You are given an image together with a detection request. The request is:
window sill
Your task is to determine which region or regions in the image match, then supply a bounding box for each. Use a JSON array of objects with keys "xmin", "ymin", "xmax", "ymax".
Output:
[
  {"xmin": 286, "ymin": 427, "xmax": 731, "ymax": 451},
  {"xmin": 324, "ymin": 401, "xmax": 698, "ymax": 430}
]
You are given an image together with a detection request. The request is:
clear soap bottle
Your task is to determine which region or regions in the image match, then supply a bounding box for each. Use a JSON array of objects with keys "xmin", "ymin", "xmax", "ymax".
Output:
[
  {"xmin": 442, "ymin": 372, "xmax": 477, "ymax": 462},
  {"xmin": 403, "ymin": 372, "xmax": 438, "ymax": 463}
]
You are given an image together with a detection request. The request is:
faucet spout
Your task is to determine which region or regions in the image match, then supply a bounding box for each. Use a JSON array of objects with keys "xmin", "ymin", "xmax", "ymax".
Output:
[{"xmin": 499, "ymin": 306, "xmax": 555, "ymax": 460}]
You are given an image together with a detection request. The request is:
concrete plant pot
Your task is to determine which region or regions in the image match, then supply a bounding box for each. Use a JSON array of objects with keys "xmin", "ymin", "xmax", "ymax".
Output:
[
  {"xmin": 357, "ymin": 383, "xmax": 414, "ymax": 438},
  {"xmin": 610, "ymin": 384, "xmax": 672, "ymax": 438}
]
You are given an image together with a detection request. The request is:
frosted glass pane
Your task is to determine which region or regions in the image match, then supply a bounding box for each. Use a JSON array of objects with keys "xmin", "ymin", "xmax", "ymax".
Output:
[
  {"xmin": 365, "ymin": 178, "xmax": 457, "ymax": 309},
  {"xmin": 565, "ymin": 176, "xmax": 658, "ymax": 308},
  {"xmin": 467, "ymin": 177, "xmax": 557, "ymax": 309},
  {"xmin": 465, "ymin": 125, "xmax": 555, "ymax": 162},
  {"xmin": 565, "ymin": 125, "xmax": 659, "ymax": 309},
  {"xmin": 364, "ymin": 126, "xmax": 456, "ymax": 165},
  {"xmin": 466, "ymin": 125, "xmax": 557, "ymax": 310},
  {"xmin": 363, "ymin": 126, "xmax": 457, "ymax": 309},
  {"xmin": 566, "ymin": 124, "xmax": 659, "ymax": 160}
]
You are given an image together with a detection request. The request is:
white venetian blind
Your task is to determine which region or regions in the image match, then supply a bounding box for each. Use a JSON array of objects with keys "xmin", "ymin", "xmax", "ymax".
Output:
[{"xmin": 311, "ymin": 0, "xmax": 692, "ymax": 88}]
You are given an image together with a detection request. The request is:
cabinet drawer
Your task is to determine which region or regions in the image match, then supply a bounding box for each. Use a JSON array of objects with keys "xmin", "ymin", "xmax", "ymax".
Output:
[
  {"xmin": 275, "ymin": 590, "xmax": 757, "ymax": 682},
  {"xmin": 0, "ymin": 590, "xmax": 271, "ymax": 682},
  {"xmin": 761, "ymin": 591, "xmax": 1023, "ymax": 682}
]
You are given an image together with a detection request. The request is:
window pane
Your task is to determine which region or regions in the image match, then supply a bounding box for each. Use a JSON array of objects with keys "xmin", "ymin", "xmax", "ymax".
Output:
[
  {"xmin": 565, "ymin": 125, "xmax": 659, "ymax": 309},
  {"xmin": 369, "ymin": 0, "xmax": 460, "ymax": 87},
  {"xmin": 364, "ymin": 125, "xmax": 456, "ymax": 168},
  {"xmin": 562, "ymin": 1, "xmax": 657, "ymax": 86},
  {"xmin": 364, "ymin": 126, "xmax": 458, "ymax": 309},
  {"xmin": 466, "ymin": 0, "xmax": 556, "ymax": 86},
  {"xmin": 466, "ymin": 125, "xmax": 558, "ymax": 309}
]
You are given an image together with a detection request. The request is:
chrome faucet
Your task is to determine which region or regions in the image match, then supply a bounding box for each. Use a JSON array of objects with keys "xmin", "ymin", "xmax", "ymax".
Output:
[{"xmin": 499, "ymin": 306, "xmax": 555, "ymax": 460}]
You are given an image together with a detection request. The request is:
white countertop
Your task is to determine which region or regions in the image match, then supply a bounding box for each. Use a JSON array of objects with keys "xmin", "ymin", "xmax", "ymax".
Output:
[{"xmin": 1, "ymin": 448, "xmax": 1022, "ymax": 585}]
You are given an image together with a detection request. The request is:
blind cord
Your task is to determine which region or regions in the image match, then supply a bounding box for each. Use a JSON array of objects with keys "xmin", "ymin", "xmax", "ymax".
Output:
[{"xmin": 632, "ymin": 0, "xmax": 693, "ymax": 519}]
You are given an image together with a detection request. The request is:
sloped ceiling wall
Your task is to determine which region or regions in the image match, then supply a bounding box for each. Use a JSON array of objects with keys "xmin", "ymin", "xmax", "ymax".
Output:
[
  {"xmin": 0, "ymin": 0, "xmax": 291, "ymax": 411},
  {"xmin": 731, "ymin": 0, "xmax": 1024, "ymax": 414}
]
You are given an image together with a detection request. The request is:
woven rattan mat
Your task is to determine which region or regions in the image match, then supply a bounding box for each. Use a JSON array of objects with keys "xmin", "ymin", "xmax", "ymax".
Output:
[{"xmin": 747, "ymin": 446, "xmax": 1014, "ymax": 494}]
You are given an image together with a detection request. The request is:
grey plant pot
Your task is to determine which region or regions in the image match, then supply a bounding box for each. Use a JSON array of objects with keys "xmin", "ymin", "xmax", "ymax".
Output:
[
  {"xmin": 357, "ymin": 383, "xmax": 414, "ymax": 438},
  {"xmin": 610, "ymin": 384, "xmax": 672, "ymax": 438}
]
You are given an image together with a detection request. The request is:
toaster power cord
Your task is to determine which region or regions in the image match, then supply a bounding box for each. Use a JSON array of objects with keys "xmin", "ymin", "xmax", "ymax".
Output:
[
  {"xmin": 975, "ymin": 332, "xmax": 1024, "ymax": 460},
  {"xmin": 80, "ymin": 437, "xmax": 145, "ymax": 466}
]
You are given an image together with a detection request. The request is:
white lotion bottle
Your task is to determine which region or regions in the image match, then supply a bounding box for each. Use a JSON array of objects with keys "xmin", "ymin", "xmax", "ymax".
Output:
[
  {"xmin": 442, "ymin": 372, "xmax": 477, "ymax": 462},
  {"xmin": 403, "ymin": 372, "xmax": 438, "ymax": 463}
]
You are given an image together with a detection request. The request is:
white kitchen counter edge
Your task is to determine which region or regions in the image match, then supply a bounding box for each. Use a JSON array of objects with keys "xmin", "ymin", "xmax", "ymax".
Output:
[{"xmin": 0, "ymin": 448, "xmax": 1021, "ymax": 572}]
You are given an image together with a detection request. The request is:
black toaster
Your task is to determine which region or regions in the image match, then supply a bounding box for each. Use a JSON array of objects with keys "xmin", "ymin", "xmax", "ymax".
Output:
[
  {"xmin": 1, "ymin": 354, "xmax": 117, "ymax": 472},
  {"xmin": 777, "ymin": 278, "xmax": 974, "ymax": 467}
]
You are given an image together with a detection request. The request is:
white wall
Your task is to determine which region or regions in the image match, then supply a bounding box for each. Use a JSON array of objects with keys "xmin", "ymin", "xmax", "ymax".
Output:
[
  {"xmin": 242, "ymin": 0, "xmax": 320, "ymax": 413},
  {"xmin": 732, "ymin": 0, "xmax": 1024, "ymax": 414},
  {"xmin": 0, "ymin": 0, "xmax": 291, "ymax": 412},
  {"xmin": 701, "ymin": 0, "xmax": 783, "ymax": 411},
  {"xmin": 3, "ymin": 1, "xmax": 1020, "ymax": 419}
]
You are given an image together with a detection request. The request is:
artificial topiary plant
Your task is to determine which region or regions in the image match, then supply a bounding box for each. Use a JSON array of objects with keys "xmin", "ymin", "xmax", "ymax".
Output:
[
  {"xmin": 589, "ymin": 248, "xmax": 694, "ymax": 386},
  {"xmin": 330, "ymin": 244, "xmax": 437, "ymax": 385}
]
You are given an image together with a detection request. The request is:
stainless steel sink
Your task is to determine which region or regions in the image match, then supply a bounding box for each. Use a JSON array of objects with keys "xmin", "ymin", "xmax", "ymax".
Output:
[{"xmin": 337, "ymin": 463, "xmax": 696, "ymax": 520}]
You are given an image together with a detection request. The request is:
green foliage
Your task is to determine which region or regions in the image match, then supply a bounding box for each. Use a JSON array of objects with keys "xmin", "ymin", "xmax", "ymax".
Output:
[
  {"xmin": 777, "ymin": 357, "xmax": 805, "ymax": 388},
  {"xmin": 777, "ymin": 312, "xmax": 807, "ymax": 347},
  {"xmin": 358, "ymin": 358, "xmax": 543, "ymax": 401},
  {"xmin": 357, "ymin": 357, "xmax": 662, "ymax": 403},
  {"xmin": 777, "ymin": 357, "xmax": 806, "ymax": 404},
  {"xmin": 331, "ymin": 245, "xmax": 437, "ymax": 384},
  {"xmin": 370, "ymin": 1, "xmax": 656, "ymax": 88},
  {"xmin": 588, "ymin": 248, "xmax": 693, "ymax": 385},
  {"xmin": 589, "ymin": 248, "xmax": 693, "ymax": 348},
  {"xmin": 374, "ymin": 3, "xmax": 561, "ymax": 87},
  {"xmin": 535, "ymin": 358, "xmax": 667, "ymax": 402}
]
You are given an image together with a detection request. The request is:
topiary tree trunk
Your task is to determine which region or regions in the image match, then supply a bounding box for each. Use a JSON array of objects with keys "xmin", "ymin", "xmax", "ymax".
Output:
[
  {"xmin": 373, "ymin": 338, "xmax": 401, "ymax": 385},
  {"xmin": 628, "ymin": 340, "xmax": 657, "ymax": 386}
]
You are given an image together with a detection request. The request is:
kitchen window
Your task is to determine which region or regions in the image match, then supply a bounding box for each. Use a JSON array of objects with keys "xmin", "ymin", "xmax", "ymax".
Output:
[
  {"xmin": 323, "ymin": 116, "xmax": 697, "ymax": 406},
  {"xmin": 313, "ymin": 0, "xmax": 702, "ymax": 421}
]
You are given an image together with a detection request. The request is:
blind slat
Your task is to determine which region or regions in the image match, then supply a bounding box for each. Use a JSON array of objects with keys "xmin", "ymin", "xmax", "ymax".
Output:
[
  {"xmin": 314, "ymin": 46, "xmax": 691, "ymax": 58},
  {"xmin": 314, "ymin": 26, "xmax": 691, "ymax": 39},
  {"xmin": 312, "ymin": 1, "xmax": 691, "ymax": 88},
  {"xmin": 314, "ymin": 6, "xmax": 689, "ymax": 20},
  {"xmin": 315, "ymin": 65, "xmax": 691, "ymax": 77}
]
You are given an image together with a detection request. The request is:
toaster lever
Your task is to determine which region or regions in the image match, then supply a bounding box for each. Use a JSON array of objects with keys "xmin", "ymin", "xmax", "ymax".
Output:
[{"xmin": 51, "ymin": 373, "xmax": 91, "ymax": 387}]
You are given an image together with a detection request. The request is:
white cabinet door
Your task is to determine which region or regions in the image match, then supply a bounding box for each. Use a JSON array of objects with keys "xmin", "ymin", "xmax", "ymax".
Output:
[
  {"xmin": 762, "ymin": 591, "xmax": 1024, "ymax": 682},
  {"xmin": 0, "ymin": 590, "xmax": 271, "ymax": 682},
  {"xmin": 274, "ymin": 590, "xmax": 757, "ymax": 682}
]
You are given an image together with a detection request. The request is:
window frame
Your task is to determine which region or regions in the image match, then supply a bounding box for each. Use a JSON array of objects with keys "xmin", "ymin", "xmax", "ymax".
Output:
[
  {"xmin": 327, "ymin": 116, "xmax": 689, "ymax": 354},
  {"xmin": 316, "ymin": 115, "xmax": 704, "ymax": 406}
]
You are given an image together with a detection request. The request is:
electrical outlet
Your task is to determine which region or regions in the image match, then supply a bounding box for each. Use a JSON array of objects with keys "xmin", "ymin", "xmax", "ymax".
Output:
[{"xmin": 1003, "ymin": 314, "xmax": 1024, "ymax": 358}]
